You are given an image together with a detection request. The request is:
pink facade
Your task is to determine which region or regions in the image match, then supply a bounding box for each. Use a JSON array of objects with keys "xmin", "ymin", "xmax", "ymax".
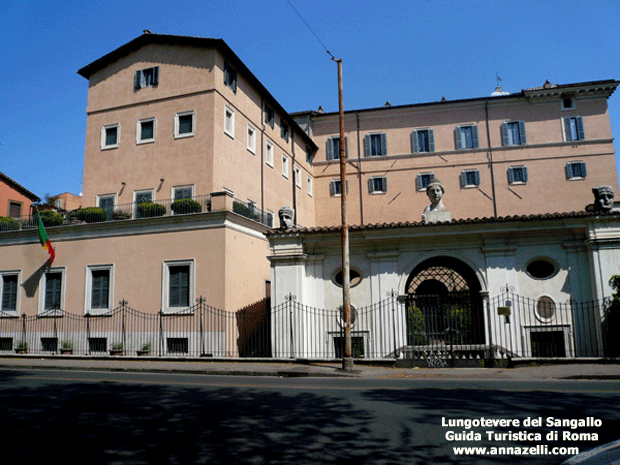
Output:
[{"xmin": 0, "ymin": 172, "xmax": 40, "ymax": 218}]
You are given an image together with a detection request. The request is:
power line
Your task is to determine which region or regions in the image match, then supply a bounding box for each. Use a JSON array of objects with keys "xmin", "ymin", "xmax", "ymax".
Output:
[{"xmin": 285, "ymin": 0, "xmax": 335, "ymax": 59}]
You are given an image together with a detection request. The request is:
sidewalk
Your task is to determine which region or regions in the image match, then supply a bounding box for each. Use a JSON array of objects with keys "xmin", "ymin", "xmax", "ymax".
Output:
[{"xmin": 0, "ymin": 356, "xmax": 619, "ymax": 380}]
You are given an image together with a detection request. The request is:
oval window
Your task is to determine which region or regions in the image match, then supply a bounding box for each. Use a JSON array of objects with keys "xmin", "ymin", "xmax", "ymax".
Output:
[
  {"xmin": 536, "ymin": 296, "xmax": 556, "ymax": 320},
  {"xmin": 334, "ymin": 269, "xmax": 362, "ymax": 287},
  {"xmin": 338, "ymin": 305, "xmax": 358, "ymax": 328},
  {"xmin": 526, "ymin": 259, "xmax": 557, "ymax": 280}
]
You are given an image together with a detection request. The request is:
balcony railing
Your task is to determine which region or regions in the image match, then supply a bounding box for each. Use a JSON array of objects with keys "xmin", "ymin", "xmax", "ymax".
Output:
[{"xmin": 1, "ymin": 194, "xmax": 274, "ymax": 232}]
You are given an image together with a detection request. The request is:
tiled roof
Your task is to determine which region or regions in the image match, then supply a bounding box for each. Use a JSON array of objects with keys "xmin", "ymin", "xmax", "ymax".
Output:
[
  {"xmin": 0, "ymin": 172, "xmax": 40, "ymax": 202},
  {"xmin": 266, "ymin": 210, "xmax": 620, "ymax": 236}
]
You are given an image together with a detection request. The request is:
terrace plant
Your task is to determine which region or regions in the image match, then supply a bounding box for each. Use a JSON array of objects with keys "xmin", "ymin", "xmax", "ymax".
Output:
[
  {"xmin": 137, "ymin": 202, "xmax": 166, "ymax": 218},
  {"xmin": 74, "ymin": 207, "xmax": 107, "ymax": 223},
  {"xmin": 0, "ymin": 216, "xmax": 20, "ymax": 231},
  {"xmin": 171, "ymin": 198, "xmax": 202, "ymax": 215},
  {"xmin": 34, "ymin": 210, "xmax": 64, "ymax": 227}
]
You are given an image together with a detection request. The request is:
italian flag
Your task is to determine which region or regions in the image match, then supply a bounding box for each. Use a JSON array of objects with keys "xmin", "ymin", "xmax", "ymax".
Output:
[{"xmin": 37, "ymin": 214, "xmax": 55, "ymax": 263}]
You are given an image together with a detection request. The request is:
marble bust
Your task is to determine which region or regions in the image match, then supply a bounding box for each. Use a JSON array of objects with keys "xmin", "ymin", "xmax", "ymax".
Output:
[
  {"xmin": 592, "ymin": 185, "xmax": 614, "ymax": 212},
  {"xmin": 422, "ymin": 178, "xmax": 451, "ymax": 223},
  {"xmin": 278, "ymin": 206, "xmax": 295, "ymax": 229}
]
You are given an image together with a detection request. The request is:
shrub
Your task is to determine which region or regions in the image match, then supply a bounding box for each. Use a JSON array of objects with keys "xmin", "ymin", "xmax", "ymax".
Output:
[
  {"xmin": 407, "ymin": 305, "xmax": 428, "ymax": 345},
  {"xmin": 35, "ymin": 210, "xmax": 64, "ymax": 227},
  {"xmin": 112, "ymin": 210, "xmax": 131, "ymax": 220},
  {"xmin": 0, "ymin": 216, "xmax": 20, "ymax": 231},
  {"xmin": 137, "ymin": 202, "xmax": 166, "ymax": 218},
  {"xmin": 74, "ymin": 207, "xmax": 107, "ymax": 223},
  {"xmin": 171, "ymin": 199, "xmax": 202, "ymax": 214}
]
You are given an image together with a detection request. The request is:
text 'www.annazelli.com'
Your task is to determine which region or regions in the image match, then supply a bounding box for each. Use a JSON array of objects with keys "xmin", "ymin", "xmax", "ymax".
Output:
[{"xmin": 453, "ymin": 445, "xmax": 579, "ymax": 456}]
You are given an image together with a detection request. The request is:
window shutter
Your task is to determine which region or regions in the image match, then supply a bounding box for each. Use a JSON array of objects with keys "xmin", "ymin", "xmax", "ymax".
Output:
[
  {"xmin": 326, "ymin": 139, "xmax": 334, "ymax": 160},
  {"xmin": 522, "ymin": 166, "xmax": 528, "ymax": 183},
  {"xmin": 382, "ymin": 177, "xmax": 387, "ymax": 192},
  {"xmin": 152, "ymin": 66, "xmax": 159, "ymax": 86},
  {"xmin": 411, "ymin": 131, "xmax": 419, "ymax": 153},
  {"xmin": 344, "ymin": 136, "xmax": 348, "ymax": 159},
  {"xmin": 563, "ymin": 118, "xmax": 573, "ymax": 141},
  {"xmin": 580, "ymin": 161, "xmax": 587, "ymax": 177},
  {"xmin": 428, "ymin": 129, "xmax": 435, "ymax": 152},
  {"xmin": 368, "ymin": 178, "xmax": 374, "ymax": 193},
  {"xmin": 472, "ymin": 125, "xmax": 479, "ymax": 148},
  {"xmin": 576, "ymin": 117, "xmax": 585, "ymax": 140},
  {"xmin": 474, "ymin": 170, "xmax": 481, "ymax": 186},
  {"xmin": 501, "ymin": 123, "xmax": 509, "ymax": 146},
  {"xmin": 380, "ymin": 133, "xmax": 387, "ymax": 156},
  {"xmin": 364, "ymin": 134, "xmax": 371, "ymax": 157},
  {"xmin": 518, "ymin": 121, "xmax": 526, "ymax": 145},
  {"xmin": 508, "ymin": 168, "xmax": 515, "ymax": 184},
  {"xmin": 455, "ymin": 127, "xmax": 463, "ymax": 150},
  {"xmin": 330, "ymin": 181, "xmax": 337, "ymax": 195},
  {"xmin": 460, "ymin": 171, "xmax": 467, "ymax": 187},
  {"xmin": 416, "ymin": 174, "xmax": 423, "ymax": 191},
  {"xmin": 134, "ymin": 71, "xmax": 141, "ymax": 89},
  {"xmin": 565, "ymin": 163, "xmax": 572, "ymax": 178}
]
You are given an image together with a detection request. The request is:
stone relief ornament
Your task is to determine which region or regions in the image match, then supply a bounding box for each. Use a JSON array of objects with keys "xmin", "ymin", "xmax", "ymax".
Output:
[{"xmin": 278, "ymin": 206, "xmax": 295, "ymax": 229}]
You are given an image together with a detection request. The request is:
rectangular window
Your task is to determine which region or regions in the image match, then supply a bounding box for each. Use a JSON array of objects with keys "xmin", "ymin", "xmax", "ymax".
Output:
[
  {"xmin": 416, "ymin": 173, "xmax": 435, "ymax": 191},
  {"xmin": 134, "ymin": 66, "xmax": 159, "ymax": 89},
  {"xmin": 1, "ymin": 273, "xmax": 19, "ymax": 313},
  {"xmin": 327, "ymin": 136, "xmax": 348, "ymax": 160},
  {"xmin": 134, "ymin": 190, "xmax": 154, "ymax": 219},
  {"xmin": 174, "ymin": 186, "xmax": 193, "ymax": 200},
  {"xmin": 566, "ymin": 161, "xmax": 587, "ymax": 180},
  {"xmin": 86, "ymin": 265, "xmax": 113, "ymax": 313},
  {"xmin": 501, "ymin": 121, "xmax": 526, "ymax": 146},
  {"xmin": 175, "ymin": 111, "xmax": 195, "ymax": 138},
  {"xmin": 282, "ymin": 154, "xmax": 289, "ymax": 179},
  {"xmin": 411, "ymin": 129, "xmax": 434, "ymax": 153},
  {"xmin": 8, "ymin": 201, "xmax": 21, "ymax": 218},
  {"xmin": 167, "ymin": 337, "xmax": 189, "ymax": 354},
  {"xmin": 41, "ymin": 337, "xmax": 58, "ymax": 352},
  {"xmin": 88, "ymin": 337, "xmax": 107, "ymax": 353},
  {"xmin": 223, "ymin": 62, "xmax": 237, "ymax": 93},
  {"xmin": 507, "ymin": 166, "xmax": 528, "ymax": 185},
  {"xmin": 562, "ymin": 97, "xmax": 575, "ymax": 110},
  {"xmin": 329, "ymin": 180, "xmax": 348, "ymax": 196},
  {"xmin": 224, "ymin": 106, "xmax": 235, "ymax": 138},
  {"xmin": 280, "ymin": 121, "xmax": 289, "ymax": 142},
  {"xmin": 264, "ymin": 104, "xmax": 275, "ymax": 128},
  {"xmin": 41, "ymin": 269, "xmax": 64, "ymax": 312},
  {"xmin": 163, "ymin": 260, "xmax": 194, "ymax": 313},
  {"xmin": 247, "ymin": 125, "xmax": 256, "ymax": 153},
  {"xmin": 101, "ymin": 123, "xmax": 120, "ymax": 149},
  {"xmin": 364, "ymin": 133, "xmax": 387, "ymax": 157},
  {"xmin": 97, "ymin": 195, "xmax": 115, "ymax": 220},
  {"xmin": 266, "ymin": 140, "xmax": 274, "ymax": 167},
  {"xmin": 295, "ymin": 166, "xmax": 302, "ymax": 188},
  {"xmin": 455, "ymin": 125, "xmax": 479, "ymax": 150},
  {"xmin": 460, "ymin": 169, "xmax": 481, "ymax": 188},
  {"xmin": 306, "ymin": 147, "xmax": 313, "ymax": 165},
  {"xmin": 307, "ymin": 175, "xmax": 313, "ymax": 196},
  {"xmin": 368, "ymin": 176, "xmax": 388, "ymax": 194},
  {"xmin": 564, "ymin": 116, "xmax": 585, "ymax": 142},
  {"xmin": 137, "ymin": 118, "xmax": 155, "ymax": 144}
]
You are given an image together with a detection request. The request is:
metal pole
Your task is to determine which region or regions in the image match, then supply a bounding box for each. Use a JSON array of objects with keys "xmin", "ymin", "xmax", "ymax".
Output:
[{"xmin": 334, "ymin": 58, "xmax": 353, "ymax": 371}]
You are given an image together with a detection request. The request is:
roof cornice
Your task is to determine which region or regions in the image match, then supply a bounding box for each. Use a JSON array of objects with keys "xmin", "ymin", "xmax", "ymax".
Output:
[{"xmin": 0, "ymin": 172, "xmax": 40, "ymax": 202}]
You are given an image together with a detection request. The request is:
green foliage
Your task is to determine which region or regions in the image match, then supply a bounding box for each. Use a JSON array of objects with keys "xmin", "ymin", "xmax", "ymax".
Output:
[
  {"xmin": 446, "ymin": 305, "xmax": 475, "ymax": 344},
  {"xmin": 15, "ymin": 340, "xmax": 28, "ymax": 350},
  {"xmin": 74, "ymin": 207, "xmax": 107, "ymax": 223},
  {"xmin": 35, "ymin": 210, "xmax": 64, "ymax": 227},
  {"xmin": 171, "ymin": 198, "xmax": 202, "ymax": 214},
  {"xmin": 61, "ymin": 340, "xmax": 73, "ymax": 350},
  {"xmin": 137, "ymin": 202, "xmax": 166, "ymax": 218},
  {"xmin": 233, "ymin": 201, "xmax": 260, "ymax": 221},
  {"xmin": 111, "ymin": 342, "xmax": 123, "ymax": 351},
  {"xmin": 407, "ymin": 305, "xmax": 428, "ymax": 345},
  {"xmin": 610, "ymin": 275, "xmax": 620, "ymax": 313},
  {"xmin": 112, "ymin": 210, "xmax": 131, "ymax": 220},
  {"xmin": 0, "ymin": 216, "xmax": 20, "ymax": 231},
  {"xmin": 140, "ymin": 342, "xmax": 152, "ymax": 351}
]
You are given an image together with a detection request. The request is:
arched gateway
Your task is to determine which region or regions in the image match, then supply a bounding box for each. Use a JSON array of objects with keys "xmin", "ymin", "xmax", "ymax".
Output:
[{"xmin": 405, "ymin": 257, "xmax": 485, "ymax": 355}]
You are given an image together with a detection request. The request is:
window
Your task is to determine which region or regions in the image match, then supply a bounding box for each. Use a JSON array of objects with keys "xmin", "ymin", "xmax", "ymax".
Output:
[
  {"xmin": 223, "ymin": 61, "xmax": 237, "ymax": 92},
  {"xmin": 561, "ymin": 97, "xmax": 575, "ymax": 110},
  {"xmin": 327, "ymin": 136, "xmax": 348, "ymax": 160},
  {"xmin": 86, "ymin": 265, "xmax": 113, "ymax": 313},
  {"xmin": 460, "ymin": 169, "xmax": 480, "ymax": 188},
  {"xmin": 134, "ymin": 66, "xmax": 159, "ymax": 89},
  {"xmin": 174, "ymin": 186, "xmax": 193, "ymax": 200},
  {"xmin": 329, "ymin": 180, "xmax": 348, "ymax": 196},
  {"xmin": 137, "ymin": 118, "xmax": 156, "ymax": 144},
  {"xmin": 282, "ymin": 154, "xmax": 289, "ymax": 178},
  {"xmin": 411, "ymin": 129, "xmax": 434, "ymax": 153},
  {"xmin": 501, "ymin": 121, "xmax": 526, "ymax": 146},
  {"xmin": 224, "ymin": 106, "xmax": 235, "ymax": 138},
  {"xmin": 564, "ymin": 116, "xmax": 584, "ymax": 141},
  {"xmin": 8, "ymin": 201, "xmax": 21, "ymax": 218},
  {"xmin": 364, "ymin": 133, "xmax": 387, "ymax": 157},
  {"xmin": 281, "ymin": 120, "xmax": 289, "ymax": 142},
  {"xmin": 416, "ymin": 172, "xmax": 434, "ymax": 191},
  {"xmin": 368, "ymin": 176, "xmax": 387, "ymax": 194},
  {"xmin": 1, "ymin": 272, "xmax": 19, "ymax": 313},
  {"xmin": 134, "ymin": 190, "xmax": 154, "ymax": 218},
  {"xmin": 306, "ymin": 146, "xmax": 313, "ymax": 165},
  {"xmin": 163, "ymin": 260, "xmax": 194, "ymax": 312},
  {"xmin": 247, "ymin": 125, "xmax": 256, "ymax": 153},
  {"xmin": 536, "ymin": 296, "xmax": 556, "ymax": 321},
  {"xmin": 175, "ymin": 111, "xmax": 195, "ymax": 138},
  {"xmin": 454, "ymin": 125, "xmax": 479, "ymax": 150},
  {"xmin": 101, "ymin": 123, "xmax": 120, "ymax": 149},
  {"xmin": 507, "ymin": 166, "xmax": 528, "ymax": 185},
  {"xmin": 566, "ymin": 161, "xmax": 587, "ymax": 180},
  {"xmin": 266, "ymin": 140, "xmax": 274, "ymax": 167},
  {"xmin": 295, "ymin": 166, "xmax": 302, "ymax": 188},
  {"xmin": 526, "ymin": 259, "xmax": 557, "ymax": 280},
  {"xmin": 264, "ymin": 104, "xmax": 274, "ymax": 128},
  {"xmin": 307, "ymin": 175, "xmax": 313, "ymax": 196},
  {"xmin": 39, "ymin": 268, "xmax": 64, "ymax": 313},
  {"xmin": 97, "ymin": 195, "xmax": 115, "ymax": 220}
]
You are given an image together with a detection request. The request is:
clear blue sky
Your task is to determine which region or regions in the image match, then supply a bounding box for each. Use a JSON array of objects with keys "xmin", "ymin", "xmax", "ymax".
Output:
[{"xmin": 1, "ymin": 0, "xmax": 619, "ymax": 201}]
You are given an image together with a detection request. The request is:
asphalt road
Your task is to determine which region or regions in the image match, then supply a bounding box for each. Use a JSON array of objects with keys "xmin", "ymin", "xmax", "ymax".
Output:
[{"xmin": 1, "ymin": 369, "xmax": 619, "ymax": 464}]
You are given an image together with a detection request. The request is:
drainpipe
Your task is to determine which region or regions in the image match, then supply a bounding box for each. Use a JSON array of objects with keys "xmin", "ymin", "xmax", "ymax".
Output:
[
  {"xmin": 260, "ymin": 98, "xmax": 265, "ymax": 221},
  {"xmin": 291, "ymin": 134, "xmax": 297, "ymax": 226},
  {"xmin": 485, "ymin": 99, "xmax": 498, "ymax": 218},
  {"xmin": 356, "ymin": 112, "xmax": 364, "ymax": 224}
]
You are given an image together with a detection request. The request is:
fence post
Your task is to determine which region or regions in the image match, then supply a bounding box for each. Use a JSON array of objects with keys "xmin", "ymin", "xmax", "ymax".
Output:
[
  {"xmin": 388, "ymin": 290, "xmax": 398, "ymax": 359},
  {"xmin": 159, "ymin": 309, "xmax": 164, "ymax": 357},
  {"xmin": 198, "ymin": 296, "xmax": 205, "ymax": 356},
  {"xmin": 21, "ymin": 313, "xmax": 27, "ymax": 352},
  {"xmin": 120, "ymin": 299, "xmax": 127, "ymax": 356},
  {"xmin": 285, "ymin": 293, "xmax": 296, "ymax": 358}
]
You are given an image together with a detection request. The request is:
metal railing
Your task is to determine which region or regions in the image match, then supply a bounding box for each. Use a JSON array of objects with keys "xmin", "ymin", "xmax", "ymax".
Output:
[
  {"xmin": 0, "ymin": 292, "xmax": 615, "ymax": 363},
  {"xmin": 0, "ymin": 194, "xmax": 274, "ymax": 232}
]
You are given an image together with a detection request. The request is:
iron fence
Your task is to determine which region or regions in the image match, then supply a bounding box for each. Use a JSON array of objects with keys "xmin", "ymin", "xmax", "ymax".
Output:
[{"xmin": 0, "ymin": 292, "xmax": 615, "ymax": 363}]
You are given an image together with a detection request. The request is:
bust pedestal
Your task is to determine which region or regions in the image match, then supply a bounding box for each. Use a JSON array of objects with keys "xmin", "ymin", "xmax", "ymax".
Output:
[{"xmin": 423, "ymin": 210, "xmax": 451, "ymax": 224}]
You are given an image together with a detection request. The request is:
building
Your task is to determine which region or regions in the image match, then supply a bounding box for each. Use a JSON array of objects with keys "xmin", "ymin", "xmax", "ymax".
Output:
[
  {"xmin": 1, "ymin": 32, "xmax": 619, "ymax": 360},
  {"xmin": 0, "ymin": 171, "xmax": 40, "ymax": 219}
]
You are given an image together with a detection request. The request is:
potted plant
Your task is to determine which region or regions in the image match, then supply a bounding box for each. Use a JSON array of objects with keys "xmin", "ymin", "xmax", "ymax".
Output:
[
  {"xmin": 74, "ymin": 207, "xmax": 107, "ymax": 223},
  {"xmin": 171, "ymin": 198, "xmax": 202, "ymax": 215},
  {"xmin": 109, "ymin": 342, "xmax": 123, "ymax": 356},
  {"xmin": 15, "ymin": 340, "xmax": 28, "ymax": 354},
  {"xmin": 60, "ymin": 340, "xmax": 73, "ymax": 355},
  {"xmin": 136, "ymin": 342, "xmax": 151, "ymax": 356},
  {"xmin": 137, "ymin": 202, "xmax": 166, "ymax": 218}
]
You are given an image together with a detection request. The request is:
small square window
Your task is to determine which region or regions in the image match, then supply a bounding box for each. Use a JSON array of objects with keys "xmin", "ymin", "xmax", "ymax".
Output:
[
  {"xmin": 134, "ymin": 66, "xmax": 159, "ymax": 89},
  {"xmin": 460, "ymin": 169, "xmax": 481, "ymax": 188},
  {"xmin": 508, "ymin": 166, "xmax": 528, "ymax": 185},
  {"xmin": 368, "ymin": 176, "xmax": 387, "ymax": 194},
  {"xmin": 101, "ymin": 124, "xmax": 119, "ymax": 149},
  {"xmin": 281, "ymin": 121, "xmax": 289, "ymax": 142},
  {"xmin": 175, "ymin": 111, "xmax": 195, "ymax": 138},
  {"xmin": 41, "ymin": 337, "xmax": 58, "ymax": 352},
  {"xmin": 416, "ymin": 173, "xmax": 434, "ymax": 191},
  {"xmin": 224, "ymin": 106, "xmax": 235, "ymax": 138},
  {"xmin": 223, "ymin": 62, "xmax": 237, "ymax": 93},
  {"xmin": 88, "ymin": 337, "xmax": 107, "ymax": 353},
  {"xmin": 566, "ymin": 161, "xmax": 587, "ymax": 180},
  {"xmin": 247, "ymin": 125, "xmax": 256, "ymax": 153},
  {"xmin": 330, "ymin": 180, "xmax": 348, "ymax": 196},
  {"xmin": 264, "ymin": 105, "xmax": 274, "ymax": 128},
  {"xmin": 266, "ymin": 141, "xmax": 274, "ymax": 167},
  {"xmin": 137, "ymin": 118, "xmax": 155, "ymax": 144},
  {"xmin": 561, "ymin": 97, "xmax": 575, "ymax": 110}
]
